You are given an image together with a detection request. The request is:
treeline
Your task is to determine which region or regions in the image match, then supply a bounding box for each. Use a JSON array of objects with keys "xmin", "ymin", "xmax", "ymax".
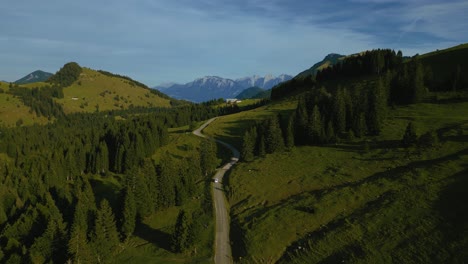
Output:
[
  {"xmin": 9, "ymin": 85, "xmax": 65, "ymax": 118},
  {"xmin": 243, "ymin": 50, "xmax": 446, "ymax": 161},
  {"xmin": 271, "ymin": 49, "xmax": 437, "ymax": 105},
  {"xmin": 241, "ymin": 80, "xmax": 388, "ymax": 160},
  {"xmin": 315, "ymin": 49, "xmax": 403, "ymax": 81},
  {"xmin": 0, "ymin": 109, "xmax": 220, "ymax": 262}
]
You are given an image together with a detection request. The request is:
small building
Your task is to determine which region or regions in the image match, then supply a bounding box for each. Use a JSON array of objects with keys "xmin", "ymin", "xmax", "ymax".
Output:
[{"xmin": 226, "ymin": 99, "xmax": 241, "ymax": 104}]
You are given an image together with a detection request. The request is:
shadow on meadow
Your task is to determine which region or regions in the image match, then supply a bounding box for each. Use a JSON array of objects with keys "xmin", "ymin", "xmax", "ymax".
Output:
[{"xmin": 134, "ymin": 222, "xmax": 172, "ymax": 252}]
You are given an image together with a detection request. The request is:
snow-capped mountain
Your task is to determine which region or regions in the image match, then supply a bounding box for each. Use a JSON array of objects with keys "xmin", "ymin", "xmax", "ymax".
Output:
[{"xmin": 154, "ymin": 74, "xmax": 292, "ymax": 102}]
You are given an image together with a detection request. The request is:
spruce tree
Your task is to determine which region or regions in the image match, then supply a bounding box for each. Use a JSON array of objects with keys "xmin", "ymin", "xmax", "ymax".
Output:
[
  {"xmin": 294, "ymin": 98, "xmax": 309, "ymax": 145},
  {"xmin": 121, "ymin": 187, "xmax": 136, "ymax": 239},
  {"xmin": 68, "ymin": 201, "xmax": 92, "ymax": 263},
  {"xmin": 402, "ymin": 122, "xmax": 418, "ymax": 147},
  {"xmin": 241, "ymin": 128, "xmax": 256, "ymax": 161},
  {"xmin": 93, "ymin": 199, "xmax": 119, "ymax": 263},
  {"xmin": 284, "ymin": 115, "xmax": 295, "ymax": 150},
  {"xmin": 265, "ymin": 115, "xmax": 284, "ymax": 153},
  {"xmin": 200, "ymin": 140, "xmax": 218, "ymax": 176},
  {"xmin": 367, "ymin": 79, "xmax": 387, "ymax": 135},
  {"xmin": 308, "ymin": 105, "xmax": 323, "ymax": 144},
  {"xmin": 333, "ymin": 88, "xmax": 346, "ymax": 134},
  {"xmin": 171, "ymin": 210, "xmax": 191, "ymax": 253}
]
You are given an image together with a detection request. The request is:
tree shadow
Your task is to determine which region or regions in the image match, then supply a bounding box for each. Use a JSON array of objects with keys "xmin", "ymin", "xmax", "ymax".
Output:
[
  {"xmin": 134, "ymin": 222, "xmax": 172, "ymax": 251},
  {"xmin": 434, "ymin": 167, "xmax": 468, "ymax": 260}
]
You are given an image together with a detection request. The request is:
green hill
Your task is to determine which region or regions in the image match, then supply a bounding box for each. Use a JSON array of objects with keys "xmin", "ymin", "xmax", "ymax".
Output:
[
  {"xmin": 201, "ymin": 44, "xmax": 468, "ymax": 263},
  {"xmin": 295, "ymin": 53, "xmax": 345, "ymax": 79},
  {"xmin": 54, "ymin": 67, "xmax": 172, "ymax": 113},
  {"xmin": 0, "ymin": 63, "xmax": 174, "ymax": 124},
  {"xmin": 236, "ymin": 87, "xmax": 266, "ymax": 100}
]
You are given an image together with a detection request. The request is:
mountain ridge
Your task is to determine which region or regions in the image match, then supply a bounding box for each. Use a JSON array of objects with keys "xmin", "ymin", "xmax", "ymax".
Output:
[{"xmin": 154, "ymin": 74, "xmax": 292, "ymax": 102}]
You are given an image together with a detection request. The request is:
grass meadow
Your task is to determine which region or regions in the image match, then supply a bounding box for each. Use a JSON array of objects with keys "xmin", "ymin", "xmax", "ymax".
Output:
[{"xmin": 205, "ymin": 97, "xmax": 468, "ymax": 263}]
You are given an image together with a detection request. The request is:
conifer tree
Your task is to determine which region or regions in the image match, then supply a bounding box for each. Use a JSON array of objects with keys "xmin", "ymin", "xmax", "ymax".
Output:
[
  {"xmin": 241, "ymin": 127, "xmax": 257, "ymax": 161},
  {"xmin": 402, "ymin": 122, "xmax": 418, "ymax": 147},
  {"xmin": 284, "ymin": 115, "xmax": 295, "ymax": 150},
  {"xmin": 258, "ymin": 135, "xmax": 266, "ymax": 157},
  {"xmin": 333, "ymin": 88, "xmax": 346, "ymax": 134},
  {"xmin": 68, "ymin": 200, "xmax": 92, "ymax": 264},
  {"xmin": 121, "ymin": 187, "xmax": 136, "ymax": 239},
  {"xmin": 93, "ymin": 199, "xmax": 119, "ymax": 263},
  {"xmin": 294, "ymin": 98, "xmax": 308, "ymax": 145},
  {"xmin": 200, "ymin": 140, "xmax": 218, "ymax": 176},
  {"xmin": 265, "ymin": 115, "xmax": 284, "ymax": 153},
  {"xmin": 308, "ymin": 105, "xmax": 323, "ymax": 144},
  {"xmin": 367, "ymin": 79, "xmax": 387, "ymax": 135},
  {"xmin": 171, "ymin": 210, "xmax": 191, "ymax": 253}
]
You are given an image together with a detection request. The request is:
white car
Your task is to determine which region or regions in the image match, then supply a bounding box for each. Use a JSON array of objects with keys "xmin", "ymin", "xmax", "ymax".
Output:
[{"xmin": 213, "ymin": 178, "xmax": 219, "ymax": 183}]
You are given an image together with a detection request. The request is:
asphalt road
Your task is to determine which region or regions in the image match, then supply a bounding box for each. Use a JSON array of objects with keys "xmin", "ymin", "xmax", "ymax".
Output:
[{"xmin": 193, "ymin": 118, "xmax": 239, "ymax": 264}]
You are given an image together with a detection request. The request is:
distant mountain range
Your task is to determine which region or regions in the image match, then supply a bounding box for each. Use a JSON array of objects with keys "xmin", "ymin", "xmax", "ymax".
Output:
[
  {"xmin": 154, "ymin": 74, "xmax": 292, "ymax": 102},
  {"xmin": 14, "ymin": 70, "xmax": 53, "ymax": 84}
]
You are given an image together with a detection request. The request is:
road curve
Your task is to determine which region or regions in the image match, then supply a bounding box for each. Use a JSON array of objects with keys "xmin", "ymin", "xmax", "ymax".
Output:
[{"xmin": 193, "ymin": 117, "xmax": 239, "ymax": 264}]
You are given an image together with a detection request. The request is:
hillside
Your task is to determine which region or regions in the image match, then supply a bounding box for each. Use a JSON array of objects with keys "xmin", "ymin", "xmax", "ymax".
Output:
[
  {"xmin": 54, "ymin": 67, "xmax": 172, "ymax": 113},
  {"xmin": 0, "ymin": 82, "xmax": 49, "ymax": 127},
  {"xmin": 235, "ymin": 87, "xmax": 265, "ymax": 100},
  {"xmin": 419, "ymin": 43, "xmax": 468, "ymax": 91},
  {"xmin": 295, "ymin": 53, "xmax": 345, "ymax": 79},
  {"xmin": 201, "ymin": 44, "xmax": 468, "ymax": 263},
  {"xmin": 14, "ymin": 70, "xmax": 53, "ymax": 84}
]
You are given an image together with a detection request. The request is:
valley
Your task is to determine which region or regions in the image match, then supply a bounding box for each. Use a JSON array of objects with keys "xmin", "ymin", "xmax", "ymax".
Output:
[{"xmin": 0, "ymin": 43, "xmax": 467, "ymax": 264}]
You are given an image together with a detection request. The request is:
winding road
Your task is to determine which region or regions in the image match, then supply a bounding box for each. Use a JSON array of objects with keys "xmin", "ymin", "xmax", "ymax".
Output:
[{"xmin": 193, "ymin": 117, "xmax": 239, "ymax": 264}]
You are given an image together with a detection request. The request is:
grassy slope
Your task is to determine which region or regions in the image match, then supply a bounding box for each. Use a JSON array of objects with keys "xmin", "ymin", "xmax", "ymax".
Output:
[
  {"xmin": 203, "ymin": 96, "xmax": 468, "ymax": 262},
  {"xmin": 56, "ymin": 68, "xmax": 171, "ymax": 113},
  {"xmin": 0, "ymin": 82, "xmax": 49, "ymax": 127},
  {"xmin": 202, "ymin": 98, "xmax": 297, "ymax": 150}
]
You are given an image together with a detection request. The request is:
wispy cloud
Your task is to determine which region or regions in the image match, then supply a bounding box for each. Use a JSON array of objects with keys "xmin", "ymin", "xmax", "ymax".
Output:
[{"xmin": 0, "ymin": 0, "xmax": 466, "ymax": 84}]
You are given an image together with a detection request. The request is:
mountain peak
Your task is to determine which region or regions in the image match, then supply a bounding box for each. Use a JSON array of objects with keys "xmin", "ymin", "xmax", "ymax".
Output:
[
  {"xmin": 295, "ymin": 53, "xmax": 346, "ymax": 79},
  {"xmin": 156, "ymin": 74, "xmax": 292, "ymax": 102},
  {"xmin": 14, "ymin": 70, "xmax": 53, "ymax": 84}
]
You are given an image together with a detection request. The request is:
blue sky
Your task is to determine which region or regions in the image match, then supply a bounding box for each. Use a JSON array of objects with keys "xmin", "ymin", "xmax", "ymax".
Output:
[{"xmin": 1, "ymin": 0, "xmax": 466, "ymax": 86}]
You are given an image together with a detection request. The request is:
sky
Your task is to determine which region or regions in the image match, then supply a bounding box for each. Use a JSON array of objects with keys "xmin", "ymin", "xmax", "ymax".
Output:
[{"xmin": 0, "ymin": 0, "xmax": 467, "ymax": 86}]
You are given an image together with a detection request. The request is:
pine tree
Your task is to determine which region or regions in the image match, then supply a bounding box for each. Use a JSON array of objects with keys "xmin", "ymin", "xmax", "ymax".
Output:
[
  {"xmin": 265, "ymin": 115, "xmax": 284, "ymax": 153},
  {"xmin": 325, "ymin": 121, "xmax": 336, "ymax": 143},
  {"xmin": 402, "ymin": 122, "xmax": 418, "ymax": 147},
  {"xmin": 353, "ymin": 112, "xmax": 367, "ymax": 138},
  {"xmin": 93, "ymin": 199, "xmax": 119, "ymax": 263},
  {"xmin": 241, "ymin": 127, "xmax": 257, "ymax": 161},
  {"xmin": 68, "ymin": 200, "xmax": 92, "ymax": 263},
  {"xmin": 333, "ymin": 88, "xmax": 346, "ymax": 134},
  {"xmin": 258, "ymin": 135, "xmax": 266, "ymax": 157},
  {"xmin": 200, "ymin": 140, "xmax": 218, "ymax": 176},
  {"xmin": 171, "ymin": 210, "xmax": 191, "ymax": 253},
  {"xmin": 284, "ymin": 115, "xmax": 295, "ymax": 150},
  {"xmin": 121, "ymin": 187, "xmax": 136, "ymax": 239},
  {"xmin": 308, "ymin": 105, "xmax": 323, "ymax": 144},
  {"xmin": 294, "ymin": 98, "xmax": 308, "ymax": 145},
  {"xmin": 367, "ymin": 79, "xmax": 387, "ymax": 135},
  {"xmin": 157, "ymin": 155, "xmax": 176, "ymax": 208},
  {"xmin": 412, "ymin": 61, "xmax": 426, "ymax": 103}
]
